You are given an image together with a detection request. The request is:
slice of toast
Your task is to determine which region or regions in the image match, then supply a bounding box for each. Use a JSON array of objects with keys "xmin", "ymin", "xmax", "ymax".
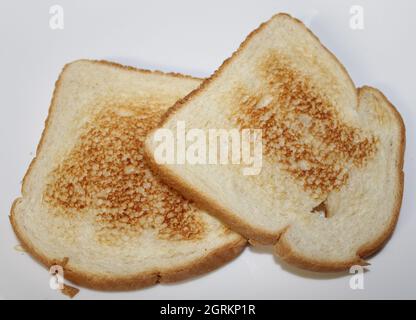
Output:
[
  {"xmin": 145, "ymin": 14, "xmax": 405, "ymax": 271},
  {"xmin": 10, "ymin": 60, "xmax": 246, "ymax": 290}
]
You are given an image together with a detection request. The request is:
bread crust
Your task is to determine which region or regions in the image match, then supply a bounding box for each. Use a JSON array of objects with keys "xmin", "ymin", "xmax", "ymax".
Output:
[
  {"xmin": 145, "ymin": 14, "xmax": 406, "ymax": 271},
  {"xmin": 355, "ymin": 87, "xmax": 405, "ymax": 258},
  {"xmin": 10, "ymin": 60, "xmax": 246, "ymax": 291}
]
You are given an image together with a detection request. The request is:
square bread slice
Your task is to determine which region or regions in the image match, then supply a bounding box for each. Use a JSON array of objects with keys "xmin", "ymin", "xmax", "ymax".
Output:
[
  {"xmin": 145, "ymin": 14, "xmax": 405, "ymax": 271},
  {"xmin": 10, "ymin": 60, "xmax": 246, "ymax": 290}
]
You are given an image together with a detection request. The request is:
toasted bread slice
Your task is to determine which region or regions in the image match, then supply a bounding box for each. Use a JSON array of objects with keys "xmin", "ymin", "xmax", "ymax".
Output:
[
  {"xmin": 145, "ymin": 14, "xmax": 405, "ymax": 271},
  {"xmin": 10, "ymin": 60, "xmax": 246, "ymax": 290}
]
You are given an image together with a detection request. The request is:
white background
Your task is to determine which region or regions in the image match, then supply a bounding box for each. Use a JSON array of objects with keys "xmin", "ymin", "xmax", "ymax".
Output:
[{"xmin": 0, "ymin": 0, "xmax": 415, "ymax": 299}]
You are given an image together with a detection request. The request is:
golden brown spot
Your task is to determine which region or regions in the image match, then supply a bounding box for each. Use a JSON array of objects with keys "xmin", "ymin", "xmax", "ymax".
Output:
[
  {"xmin": 231, "ymin": 52, "xmax": 377, "ymax": 197},
  {"xmin": 44, "ymin": 104, "xmax": 204, "ymax": 245}
]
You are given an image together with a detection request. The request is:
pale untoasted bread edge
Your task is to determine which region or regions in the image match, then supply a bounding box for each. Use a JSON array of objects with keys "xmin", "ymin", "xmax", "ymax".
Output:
[
  {"xmin": 10, "ymin": 198, "xmax": 246, "ymax": 290},
  {"xmin": 9, "ymin": 60, "xmax": 246, "ymax": 290}
]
